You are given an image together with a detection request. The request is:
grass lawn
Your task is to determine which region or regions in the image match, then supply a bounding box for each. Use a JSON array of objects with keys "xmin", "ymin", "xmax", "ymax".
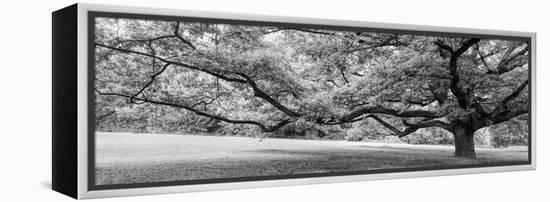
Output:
[{"xmin": 95, "ymin": 132, "xmax": 528, "ymax": 185}]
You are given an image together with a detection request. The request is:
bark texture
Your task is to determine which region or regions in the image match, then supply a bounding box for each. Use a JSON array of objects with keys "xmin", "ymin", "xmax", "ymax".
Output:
[{"xmin": 452, "ymin": 124, "xmax": 476, "ymax": 159}]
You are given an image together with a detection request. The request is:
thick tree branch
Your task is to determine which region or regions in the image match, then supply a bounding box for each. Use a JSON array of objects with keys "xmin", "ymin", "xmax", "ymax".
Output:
[
  {"xmin": 365, "ymin": 115, "xmax": 451, "ymax": 137},
  {"xmin": 455, "ymin": 39, "xmax": 481, "ymax": 56},
  {"xmin": 267, "ymin": 27, "xmax": 336, "ymax": 36},
  {"xmin": 365, "ymin": 115, "xmax": 405, "ymax": 136},
  {"xmin": 502, "ymin": 80, "xmax": 529, "ymax": 105},
  {"xmin": 435, "ymin": 38, "xmax": 480, "ymax": 109},
  {"xmin": 95, "ymin": 43, "xmax": 247, "ymax": 84},
  {"xmin": 490, "ymin": 109, "xmax": 528, "ymax": 125},
  {"xmin": 489, "ymin": 80, "xmax": 529, "ymax": 120},
  {"xmin": 234, "ymin": 72, "xmax": 301, "ymax": 117},
  {"xmin": 337, "ymin": 105, "xmax": 444, "ymax": 124},
  {"xmin": 385, "ymin": 97, "xmax": 438, "ymax": 107},
  {"xmin": 434, "ymin": 40, "xmax": 454, "ymax": 53},
  {"xmin": 402, "ymin": 119, "xmax": 452, "ymax": 131},
  {"xmin": 95, "ymin": 89, "xmax": 291, "ymax": 132},
  {"xmin": 96, "ymin": 43, "xmax": 304, "ymax": 119},
  {"xmin": 488, "ymin": 45, "xmax": 528, "ymax": 75}
]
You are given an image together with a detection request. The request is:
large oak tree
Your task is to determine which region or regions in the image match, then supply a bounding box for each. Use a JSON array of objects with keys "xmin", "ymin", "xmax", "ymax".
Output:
[{"xmin": 94, "ymin": 18, "xmax": 529, "ymax": 158}]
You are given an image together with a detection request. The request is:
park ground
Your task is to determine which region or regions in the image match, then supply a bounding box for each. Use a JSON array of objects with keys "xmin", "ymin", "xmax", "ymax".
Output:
[{"xmin": 95, "ymin": 132, "xmax": 528, "ymax": 185}]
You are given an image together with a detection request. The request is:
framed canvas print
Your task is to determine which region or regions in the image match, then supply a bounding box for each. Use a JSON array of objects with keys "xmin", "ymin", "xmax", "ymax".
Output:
[{"xmin": 52, "ymin": 3, "xmax": 536, "ymax": 199}]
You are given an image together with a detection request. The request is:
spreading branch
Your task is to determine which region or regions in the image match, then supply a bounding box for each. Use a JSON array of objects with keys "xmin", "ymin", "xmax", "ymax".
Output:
[
  {"xmin": 335, "ymin": 105, "xmax": 444, "ymax": 124},
  {"xmin": 385, "ymin": 97, "xmax": 438, "ymax": 107},
  {"xmin": 130, "ymin": 63, "xmax": 171, "ymax": 103},
  {"xmin": 97, "ymin": 43, "xmax": 302, "ymax": 119},
  {"xmin": 114, "ymin": 22, "xmax": 196, "ymax": 50},
  {"xmin": 96, "ymin": 43, "xmax": 247, "ymax": 84},
  {"xmin": 365, "ymin": 115, "xmax": 451, "ymax": 137},
  {"xmin": 488, "ymin": 45, "xmax": 528, "ymax": 75},
  {"xmin": 489, "ymin": 80, "xmax": 529, "ymax": 121},
  {"xmin": 475, "ymin": 44, "xmax": 490, "ymax": 68},
  {"xmin": 95, "ymin": 89, "xmax": 291, "ymax": 132},
  {"xmin": 501, "ymin": 80, "xmax": 529, "ymax": 105},
  {"xmin": 490, "ymin": 109, "xmax": 528, "ymax": 125},
  {"xmin": 96, "ymin": 23, "xmax": 529, "ymax": 140},
  {"xmin": 234, "ymin": 72, "xmax": 301, "ymax": 117},
  {"xmin": 266, "ymin": 27, "xmax": 336, "ymax": 36},
  {"xmin": 435, "ymin": 38, "xmax": 480, "ymax": 109}
]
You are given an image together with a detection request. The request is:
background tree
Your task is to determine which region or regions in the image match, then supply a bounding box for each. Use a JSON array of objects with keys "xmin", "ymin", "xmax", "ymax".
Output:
[{"xmin": 94, "ymin": 17, "xmax": 529, "ymax": 159}]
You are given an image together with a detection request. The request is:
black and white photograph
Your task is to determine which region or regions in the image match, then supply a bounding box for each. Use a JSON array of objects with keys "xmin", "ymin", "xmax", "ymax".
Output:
[
  {"xmin": 91, "ymin": 14, "xmax": 531, "ymax": 187},
  {"xmin": 6, "ymin": 0, "xmax": 550, "ymax": 201}
]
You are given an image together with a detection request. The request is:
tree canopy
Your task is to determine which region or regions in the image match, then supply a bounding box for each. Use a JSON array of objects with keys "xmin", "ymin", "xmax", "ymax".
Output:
[{"xmin": 94, "ymin": 17, "xmax": 530, "ymax": 158}]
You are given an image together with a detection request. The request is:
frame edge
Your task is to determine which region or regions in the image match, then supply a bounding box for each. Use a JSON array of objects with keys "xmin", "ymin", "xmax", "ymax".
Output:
[
  {"xmin": 52, "ymin": 3, "xmax": 79, "ymax": 199},
  {"xmin": 75, "ymin": 3, "xmax": 537, "ymax": 199}
]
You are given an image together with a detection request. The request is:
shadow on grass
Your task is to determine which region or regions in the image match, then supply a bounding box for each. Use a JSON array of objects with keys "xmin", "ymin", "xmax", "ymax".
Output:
[{"xmin": 96, "ymin": 145, "xmax": 527, "ymax": 185}]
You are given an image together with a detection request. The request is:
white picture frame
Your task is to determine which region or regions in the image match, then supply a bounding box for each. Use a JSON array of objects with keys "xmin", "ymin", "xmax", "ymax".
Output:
[{"xmin": 52, "ymin": 3, "xmax": 536, "ymax": 199}]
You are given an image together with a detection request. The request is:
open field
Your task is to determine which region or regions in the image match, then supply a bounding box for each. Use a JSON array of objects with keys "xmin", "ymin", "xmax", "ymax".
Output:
[{"xmin": 95, "ymin": 132, "xmax": 528, "ymax": 185}]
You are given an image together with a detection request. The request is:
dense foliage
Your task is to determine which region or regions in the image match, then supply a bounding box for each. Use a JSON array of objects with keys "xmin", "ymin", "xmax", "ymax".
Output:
[{"xmin": 94, "ymin": 17, "xmax": 530, "ymax": 158}]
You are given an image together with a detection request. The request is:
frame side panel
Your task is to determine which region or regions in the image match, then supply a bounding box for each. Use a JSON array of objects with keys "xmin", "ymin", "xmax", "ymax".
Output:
[{"xmin": 52, "ymin": 4, "xmax": 79, "ymax": 199}]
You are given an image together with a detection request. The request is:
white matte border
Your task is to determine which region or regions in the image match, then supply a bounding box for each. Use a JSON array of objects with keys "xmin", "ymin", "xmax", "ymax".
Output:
[{"xmin": 76, "ymin": 3, "xmax": 536, "ymax": 199}]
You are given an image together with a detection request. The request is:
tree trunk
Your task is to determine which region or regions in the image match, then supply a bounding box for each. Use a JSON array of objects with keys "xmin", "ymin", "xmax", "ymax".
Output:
[{"xmin": 452, "ymin": 126, "xmax": 476, "ymax": 159}]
